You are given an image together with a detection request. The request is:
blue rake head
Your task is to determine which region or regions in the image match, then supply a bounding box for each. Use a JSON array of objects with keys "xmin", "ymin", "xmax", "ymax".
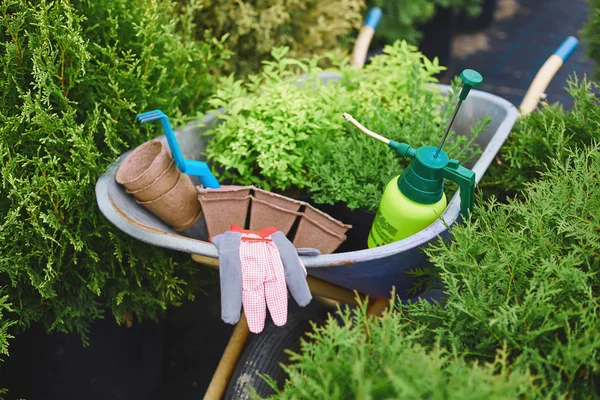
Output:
[{"xmin": 136, "ymin": 110, "xmax": 220, "ymax": 189}]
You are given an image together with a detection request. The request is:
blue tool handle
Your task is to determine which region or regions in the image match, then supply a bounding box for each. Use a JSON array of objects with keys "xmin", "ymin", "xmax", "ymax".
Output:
[
  {"xmin": 158, "ymin": 117, "xmax": 187, "ymax": 173},
  {"xmin": 554, "ymin": 36, "xmax": 578, "ymax": 62},
  {"xmin": 140, "ymin": 111, "xmax": 221, "ymax": 188},
  {"xmin": 365, "ymin": 7, "xmax": 382, "ymax": 30},
  {"xmin": 185, "ymin": 160, "xmax": 221, "ymax": 189}
]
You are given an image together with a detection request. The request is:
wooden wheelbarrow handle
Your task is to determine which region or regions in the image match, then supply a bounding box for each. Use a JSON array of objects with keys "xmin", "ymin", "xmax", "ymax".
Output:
[
  {"xmin": 519, "ymin": 36, "xmax": 578, "ymax": 115},
  {"xmin": 351, "ymin": 8, "xmax": 382, "ymax": 69}
]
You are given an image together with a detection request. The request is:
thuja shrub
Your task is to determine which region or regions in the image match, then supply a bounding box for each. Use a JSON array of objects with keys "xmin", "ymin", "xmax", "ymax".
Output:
[
  {"xmin": 409, "ymin": 144, "xmax": 600, "ymax": 398},
  {"xmin": 481, "ymin": 76, "xmax": 600, "ymax": 199},
  {"xmin": 582, "ymin": 0, "xmax": 600, "ymax": 79},
  {"xmin": 0, "ymin": 290, "xmax": 14, "ymax": 398},
  {"xmin": 0, "ymin": 0, "xmax": 228, "ymax": 338},
  {"xmin": 196, "ymin": 0, "xmax": 365, "ymax": 76},
  {"xmin": 264, "ymin": 298, "xmax": 540, "ymax": 399},
  {"xmin": 267, "ymin": 145, "xmax": 600, "ymax": 399}
]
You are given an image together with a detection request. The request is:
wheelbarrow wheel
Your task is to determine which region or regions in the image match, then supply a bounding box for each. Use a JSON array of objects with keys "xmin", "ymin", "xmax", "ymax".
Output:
[{"xmin": 223, "ymin": 302, "xmax": 329, "ymax": 400}]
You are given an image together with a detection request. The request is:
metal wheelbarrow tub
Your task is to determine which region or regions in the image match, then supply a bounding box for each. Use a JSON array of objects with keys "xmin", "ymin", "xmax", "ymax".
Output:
[{"xmin": 96, "ymin": 73, "xmax": 518, "ymax": 299}]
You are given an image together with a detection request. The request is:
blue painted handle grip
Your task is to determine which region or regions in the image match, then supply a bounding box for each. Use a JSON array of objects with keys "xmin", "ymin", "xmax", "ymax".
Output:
[
  {"xmin": 136, "ymin": 110, "xmax": 221, "ymax": 189},
  {"xmin": 554, "ymin": 36, "xmax": 578, "ymax": 62},
  {"xmin": 365, "ymin": 7, "xmax": 382, "ymax": 30}
]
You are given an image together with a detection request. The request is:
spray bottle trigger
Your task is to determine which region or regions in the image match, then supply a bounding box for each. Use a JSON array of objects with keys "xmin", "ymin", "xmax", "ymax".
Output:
[{"xmin": 442, "ymin": 160, "xmax": 476, "ymax": 219}]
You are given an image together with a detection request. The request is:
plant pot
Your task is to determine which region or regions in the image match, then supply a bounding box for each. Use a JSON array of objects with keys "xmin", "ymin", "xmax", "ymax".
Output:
[
  {"xmin": 311, "ymin": 203, "xmax": 375, "ymax": 252},
  {"xmin": 197, "ymin": 186, "xmax": 252, "ymax": 238},
  {"xmin": 137, "ymin": 173, "xmax": 202, "ymax": 231},
  {"xmin": 126, "ymin": 159, "xmax": 180, "ymax": 202},
  {"xmin": 456, "ymin": 0, "xmax": 497, "ymax": 33},
  {"xmin": 116, "ymin": 140, "xmax": 172, "ymax": 192},
  {"xmin": 249, "ymin": 188, "xmax": 303, "ymax": 236},
  {"xmin": 292, "ymin": 204, "xmax": 352, "ymax": 254}
]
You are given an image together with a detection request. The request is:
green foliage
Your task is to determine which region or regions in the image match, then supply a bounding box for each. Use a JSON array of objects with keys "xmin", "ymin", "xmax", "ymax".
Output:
[
  {"xmin": 205, "ymin": 41, "xmax": 486, "ymax": 210},
  {"xmin": 408, "ymin": 144, "xmax": 600, "ymax": 398},
  {"xmin": 0, "ymin": 0, "xmax": 228, "ymax": 339},
  {"xmin": 582, "ymin": 0, "xmax": 600, "ymax": 79},
  {"xmin": 0, "ymin": 290, "xmax": 15, "ymax": 360},
  {"xmin": 262, "ymin": 298, "xmax": 540, "ymax": 399},
  {"xmin": 367, "ymin": 0, "xmax": 482, "ymax": 45},
  {"xmin": 196, "ymin": 0, "xmax": 365, "ymax": 76},
  {"xmin": 264, "ymin": 145, "xmax": 600, "ymax": 400},
  {"xmin": 264, "ymin": 83, "xmax": 600, "ymax": 399},
  {"xmin": 0, "ymin": 290, "xmax": 15, "ymax": 398},
  {"xmin": 481, "ymin": 76, "xmax": 600, "ymax": 199}
]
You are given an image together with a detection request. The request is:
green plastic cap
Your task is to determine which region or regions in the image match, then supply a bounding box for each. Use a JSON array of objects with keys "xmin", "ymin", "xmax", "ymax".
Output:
[
  {"xmin": 397, "ymin": 146, "xmax": 448, "ymax": 204},
  {"xmin": 396, "ymin": 146, "xmax": 477, "ymax": 218},
  {"xmin": 458, "ymin": 69, "xmax": 483, "ymax": 100}
]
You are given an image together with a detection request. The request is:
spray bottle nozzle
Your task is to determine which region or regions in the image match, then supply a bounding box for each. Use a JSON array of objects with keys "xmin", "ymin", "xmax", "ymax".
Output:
[
  {"xmin": 342, "ymin": 113, "xmax": 416, "ymax": 158},
  {"xmin": 388, "ymin": 140, "xmax": 416, "ymax": 158},
  {"xmin": 342, "ymin": 111, "xmax": 478, "ymax": 219},
  {"xmin": 434, "ymin": 69, "xmax": 483, "ymax": 158}
]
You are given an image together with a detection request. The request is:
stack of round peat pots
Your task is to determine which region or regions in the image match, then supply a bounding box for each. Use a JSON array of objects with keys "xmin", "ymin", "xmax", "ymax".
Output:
[{"xmin": 116, "ymin": 140, "xmax": 201, "ymax": 231}]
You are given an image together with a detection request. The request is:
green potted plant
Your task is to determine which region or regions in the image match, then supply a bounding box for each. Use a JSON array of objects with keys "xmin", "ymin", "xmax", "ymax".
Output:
[{"xmin": 203, "ymin": 42, "xmax": 489, "ymax": 251}]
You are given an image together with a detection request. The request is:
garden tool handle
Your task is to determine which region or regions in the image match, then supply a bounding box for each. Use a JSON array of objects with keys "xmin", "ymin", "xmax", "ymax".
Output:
[
  {"xmin": 158, "ymin": 117, "xmax": 221, "ymax": 189},
  {"xmin": 351, "ymin": 7, "xmax": 382, "ymax": 69},
  {"xmin": 519, "ymin": 36, "xmax": 579, "ymax": 115},
  {"xmin": 442, "ymin": 160, "xmax": 475, "ymax": 219}
]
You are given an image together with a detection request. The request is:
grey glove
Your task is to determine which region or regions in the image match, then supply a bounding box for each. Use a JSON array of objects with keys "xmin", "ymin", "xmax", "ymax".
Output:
[
  {"xmin": 271, "ymin": 231, "xmax": 312, "ymax": 307},
  {"xmin": 211, "ymin": 230, "xmax": 319, "ymax": 326},
  {"xmin": 211, "ymin": 231, "xmax": 243, "ymax": 324}
]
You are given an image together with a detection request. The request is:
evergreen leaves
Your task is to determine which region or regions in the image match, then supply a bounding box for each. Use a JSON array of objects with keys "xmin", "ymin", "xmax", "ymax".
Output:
[
  {"xmin": 0, "ymin": 0, "xmax": 228, "ymax": 339},
  {"xmin": 265, "ymin": 79, "xmax": 600, "ymax": 399},
  {"xmin": 264, "ymin": 297, "xmax": 540, "ymax": 399}
]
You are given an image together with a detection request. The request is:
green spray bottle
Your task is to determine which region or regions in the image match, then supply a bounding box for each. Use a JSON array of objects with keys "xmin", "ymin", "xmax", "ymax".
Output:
[{"xmin": 344, "ymin": 69, "xmax": 483, "ymax": 248}]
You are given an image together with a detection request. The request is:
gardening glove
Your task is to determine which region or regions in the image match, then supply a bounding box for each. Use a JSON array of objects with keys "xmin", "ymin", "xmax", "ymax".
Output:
[{"xmin": 211, "ymin": 225, "xmax": 317, "ymax": 333}]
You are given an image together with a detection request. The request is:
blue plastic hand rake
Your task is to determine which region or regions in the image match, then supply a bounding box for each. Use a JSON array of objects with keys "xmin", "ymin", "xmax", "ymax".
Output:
[{"xmin": 136, "ymin": 110, "xmax": 220, "ymax": 189}]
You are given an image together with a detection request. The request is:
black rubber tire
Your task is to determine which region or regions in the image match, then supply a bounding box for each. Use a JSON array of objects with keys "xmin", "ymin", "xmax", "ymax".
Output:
[{"xmin": 224, "ymin": 302, "xmax": 328, "ymax": 400}]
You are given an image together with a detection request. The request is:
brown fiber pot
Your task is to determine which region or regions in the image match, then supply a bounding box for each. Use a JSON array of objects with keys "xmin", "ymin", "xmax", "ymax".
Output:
[
  {"xmin": 249, "ymin": 188, "xmax": 303, "ymax": 235},
  {"xmin": 116, "ymin": 140, "xmax": 173, "ymax": 192},
  {"xmin": 198, "ymin": 186, "xmax": 252, "ymax": 238},
  {"xmin": 137, "ymin": 173, "xmax": 201, "ymax": 231},
  {"xmin": 126, "ymin": 159, "xmax": 179, "ymax": 202},
  {"xmin": 292, "ymin": 204, "xmax": 352, "ymax": 254}
]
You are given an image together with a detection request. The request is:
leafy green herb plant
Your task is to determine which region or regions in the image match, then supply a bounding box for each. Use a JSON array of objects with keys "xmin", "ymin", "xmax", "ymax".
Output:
[{"xmin": 205, "ymin": 41, "xmax": 487, "ymax": 211}]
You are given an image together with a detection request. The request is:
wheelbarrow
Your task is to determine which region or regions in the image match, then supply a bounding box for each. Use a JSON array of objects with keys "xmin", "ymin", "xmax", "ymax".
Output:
[{"xmin": 95, "ymin": 30, "xmax": 578, "ymax": 398}]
